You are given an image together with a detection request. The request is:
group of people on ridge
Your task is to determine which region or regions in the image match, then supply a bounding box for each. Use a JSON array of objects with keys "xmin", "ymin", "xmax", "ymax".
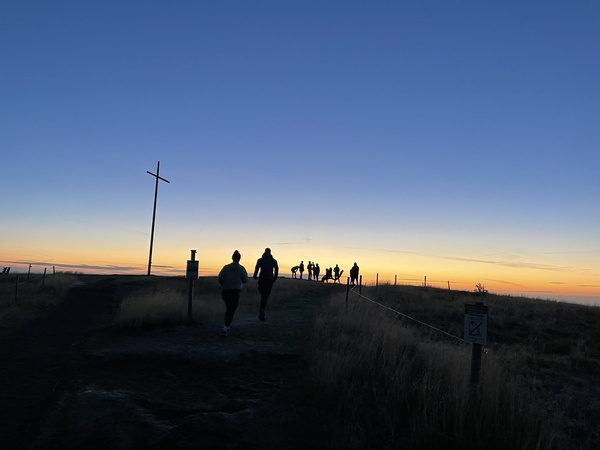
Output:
[
  {"xmin": 292, "ymin": 261, "xmax": 360, "ymax": 285},
  {"xmin": 290, "ymin": 261, "xmax": 321, "ymax": 280}
]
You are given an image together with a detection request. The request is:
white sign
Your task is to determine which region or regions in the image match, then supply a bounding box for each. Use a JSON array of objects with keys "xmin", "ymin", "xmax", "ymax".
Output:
[{"xmin": 464, "ymin": 303, "xmax": 488, "ymax": 345}]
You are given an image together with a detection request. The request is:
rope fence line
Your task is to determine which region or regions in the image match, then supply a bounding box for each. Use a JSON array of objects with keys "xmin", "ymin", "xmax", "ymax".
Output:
[
  {"xmin": 0, "ymin": 274, "xmax": 47, "ymax": 290},
  {"xmin": 347, "ymin": 285, "xmax": 468, "ymax": 345}
]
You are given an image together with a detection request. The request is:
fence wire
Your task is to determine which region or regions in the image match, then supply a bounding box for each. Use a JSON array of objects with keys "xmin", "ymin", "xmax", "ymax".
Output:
[
  {"xmin": 348, "ymin": 285, "xmax": 467, "ymax": 344},
  {"xmin": 0, "ymin": 275, "xmax": 46, "ymax": 290}
]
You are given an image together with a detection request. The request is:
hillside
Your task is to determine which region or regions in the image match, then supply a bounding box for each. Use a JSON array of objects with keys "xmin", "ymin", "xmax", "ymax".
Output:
[{"xmin": 0, "ymin": 275, "xmax": 598, "ymax": 449}]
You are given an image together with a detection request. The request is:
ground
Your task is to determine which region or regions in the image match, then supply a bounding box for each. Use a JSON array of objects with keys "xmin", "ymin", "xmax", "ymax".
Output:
[{"xmin": 0, "ymin": 276, "xmax": 332, "ymax": 450}]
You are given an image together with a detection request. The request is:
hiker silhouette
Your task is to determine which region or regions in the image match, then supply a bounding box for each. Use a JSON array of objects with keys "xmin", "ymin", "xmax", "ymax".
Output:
[
  {"xmin": 253, "ymin": 248, "xmax": 279, "ymax": 321},
  {"xmin": 218, "ymin": 250, "xmax": 248, "ymax": 336},
  {"xmin": 350, "ymin": 262, "xmax": 359, "ymax": 286}
]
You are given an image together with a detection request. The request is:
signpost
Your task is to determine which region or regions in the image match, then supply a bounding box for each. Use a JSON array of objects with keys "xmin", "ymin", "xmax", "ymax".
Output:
[
  {"xmin": 186, "ymin": 250, "xmax": 199, "ymax": 323},
  {"xmin": 464, "ymin": 302, "xmax": 488, "ymax": 386}
]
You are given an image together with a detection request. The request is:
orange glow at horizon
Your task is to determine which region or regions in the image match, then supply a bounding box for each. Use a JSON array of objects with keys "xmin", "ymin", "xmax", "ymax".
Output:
[{"xmin": 2, "ymin": 245, "xmax": 598, "ymax": 303}]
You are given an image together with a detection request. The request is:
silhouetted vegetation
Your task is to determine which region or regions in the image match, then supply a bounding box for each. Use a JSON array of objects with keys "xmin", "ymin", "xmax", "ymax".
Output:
[
  {"xmin": 0, "ymin": 272, "xmax": 80, "ymax": 326},
  {"xmin": 305, "ymin": 284, "xmax": 600, "ymax": 449}
]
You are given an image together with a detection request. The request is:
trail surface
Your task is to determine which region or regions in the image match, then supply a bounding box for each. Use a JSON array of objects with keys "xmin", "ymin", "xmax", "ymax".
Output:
[{"xmin": 0, "ymin": 276, "xmax": 332, "ymax": 449}]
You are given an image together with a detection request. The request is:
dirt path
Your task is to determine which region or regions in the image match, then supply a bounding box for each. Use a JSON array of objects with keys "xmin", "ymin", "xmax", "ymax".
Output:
[{"xmin": 0, "ymin": 277, "xmax": 333, "ymax": 449}]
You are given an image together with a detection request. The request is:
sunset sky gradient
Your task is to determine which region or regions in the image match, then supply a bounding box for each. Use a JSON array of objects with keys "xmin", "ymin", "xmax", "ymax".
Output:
[{"xmin": 2, "ymin": 1, "xmax": 599, "ymax": 304}]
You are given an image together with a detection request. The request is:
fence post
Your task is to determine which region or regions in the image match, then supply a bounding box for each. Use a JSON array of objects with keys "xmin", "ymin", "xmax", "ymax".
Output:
[
  {"xmin": 359, "ymin": 275, "xmax": 362, "ymax": 294},
  {"xmin": 27, "ymin": 264, "xmax": 32, "ymax": 281},
  {"xmin": 471, "ymin": 342, "xmax": 482, "ymax": 386},
  {"xmin": 53, "ymin": 266, "xmax": 56, "ymax": 278},
  {"xmin": 376, "ymin": 273, "xmax": 379, "ymax": 290},
  {"xmin": 395, "ymin": 275, "xmax": 397, "ymax": 286},
  {"xmin": 424, "ymin": 275, "xmax": 427, "ymax": 287},
  {"xmin": 448, "ymin": 280, "xmax": 451, "ymax": 290},
  {"xmin": 346, "ymin": 277, "xmax": 350, "ymax": 312},
  {"xmin": 15, "ymin": 275, "xmax": 19, "ymax": 304},
  {"xmin": 42, "ymin": 268, "xmax": 47, "ymax": 287}
]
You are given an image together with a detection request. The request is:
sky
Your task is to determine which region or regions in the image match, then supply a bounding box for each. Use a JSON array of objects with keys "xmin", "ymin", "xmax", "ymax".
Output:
[{"xmin": 1, "ymin": 1, "xmax": 599, "ymax": 305}]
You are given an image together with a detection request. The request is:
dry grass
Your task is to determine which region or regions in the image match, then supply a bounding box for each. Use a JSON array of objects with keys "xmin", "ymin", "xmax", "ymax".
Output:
[
  {"xmin": 110, "ymin": 276, "xmax": 313, "ymax": 329},
  {"xmin": 305, "ymin": 285, "xmax": 600, "ymax": 450},
  {"xmin": 0, "ymin": 272, "xmax": 80, "ymax": 326}
]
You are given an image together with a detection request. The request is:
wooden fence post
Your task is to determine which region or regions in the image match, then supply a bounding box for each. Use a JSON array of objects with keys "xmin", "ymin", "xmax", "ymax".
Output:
[
  {"xmin": 346, "ymin": 277, "xmax": 350, "ymax": 312},
  {"xmin": 376, "ymin": 273, "xmax": 379, "ymax": 290},
  {"xmin": 395, "ymin": 275, "xmax": 397, "ymax": 286},
  {"xmin": 359, "ymin": 275, "xmax": 362, "ymax": 294},
  {"xmin": 42, "ymin": 268, "xmax": 47, "ymax": 287}
]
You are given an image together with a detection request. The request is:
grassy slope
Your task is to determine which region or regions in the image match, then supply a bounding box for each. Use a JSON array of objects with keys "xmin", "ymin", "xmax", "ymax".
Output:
[{"xmin": 306, "ymin": 284, "xmax": 600, "ymax": 450}]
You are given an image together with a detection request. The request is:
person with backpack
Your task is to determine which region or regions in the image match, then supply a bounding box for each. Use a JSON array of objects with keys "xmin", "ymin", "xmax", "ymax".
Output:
[{"xmin": 253, "ymin": 248, "xmax": 279, "ymax": 321}]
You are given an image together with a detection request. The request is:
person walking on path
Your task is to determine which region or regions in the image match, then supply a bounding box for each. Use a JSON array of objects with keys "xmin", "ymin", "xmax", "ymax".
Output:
[
  {"xmin": 253, "ymin": 248, "xmax": 279, "ymax": 321},
  {"xmin": 218, "ymin": 250, "xmax": 248, "ymax": 336}
]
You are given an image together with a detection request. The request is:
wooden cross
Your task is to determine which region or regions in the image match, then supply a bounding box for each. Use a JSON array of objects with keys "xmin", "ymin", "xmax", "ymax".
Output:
[{"xmin": 147, "ymin": 161, "xmax": 170, "ymax": 275}]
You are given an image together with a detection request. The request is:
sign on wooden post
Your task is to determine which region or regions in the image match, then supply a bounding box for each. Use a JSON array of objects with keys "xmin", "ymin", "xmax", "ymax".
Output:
[
  {"xmin": 186, "ymin": 252, "xmax": 199, "ymax": 280},
  {"xmin": 186, "ymin": 250, "xmax": 198, "ymax": 323},
  {"xmin": 464, "ymin": 302, "xmax": 488, "ymax": 386},
  {"xmin": 464, "ymin": 302, "xmax": 488, "ymax": 345}
]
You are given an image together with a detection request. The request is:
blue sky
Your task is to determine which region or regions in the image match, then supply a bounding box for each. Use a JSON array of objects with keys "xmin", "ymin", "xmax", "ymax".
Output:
[{"xmin": 1, "ymin": 1, "xmax": 599, "ymax": 304}]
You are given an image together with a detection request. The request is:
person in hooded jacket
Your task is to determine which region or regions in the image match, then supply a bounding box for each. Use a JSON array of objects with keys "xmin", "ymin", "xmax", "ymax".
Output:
[
  {"xmin": 253, "ymin": 247, "xmax": 279, "ymax": 321},
  {"xmin": 218, "ymin": 250, "xmax": 248, "ymax": 336}
]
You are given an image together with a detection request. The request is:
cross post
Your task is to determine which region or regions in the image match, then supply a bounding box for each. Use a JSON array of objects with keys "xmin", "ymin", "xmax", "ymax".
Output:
[{"xmin": 147, "ymin": 161, "xmax": 170, "ymax": 275}]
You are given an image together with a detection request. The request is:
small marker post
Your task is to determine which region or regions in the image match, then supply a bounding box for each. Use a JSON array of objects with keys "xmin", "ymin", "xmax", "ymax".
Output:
[{"xmin": 186, "ymin": 250, "xmax": 199, "ymax": 324}]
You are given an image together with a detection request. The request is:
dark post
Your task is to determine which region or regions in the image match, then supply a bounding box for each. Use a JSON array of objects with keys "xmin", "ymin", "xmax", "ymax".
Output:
[
  {"xmin": 424, "ymin": 275, "xmax": 427, "ymax": 287},
  {"xmin": 376, "ymin": 273, "xmax": 379, "ymax": 290},
  {"xmin": 27, "ymin": 264, "xmax": 32, "ymax": 281},
  {"xmin": 53, "ymin": 266, "xmax": 56, "ymax": 278},
  {"xmin": 395, "ymin": 274, "xmax": 397, "ymax": 286},
  {"xmin": 187, "ymin": 278, "xmax": 194, "ymax": 323},
  {"xmin": 42, "ymin": 268, "xmax": 47, "ymax": 287},
  {"xmin": 146, "ymin": 161, "xmax": 171, "ymax": 276},
  {"xmin": 471, "ymin": 342, "xmax": 482, "ymax": 386},
  {"xmin": 186, "ymin": 250, "xmax": 198, "ymax": 324},
  {"xmin": 346, "ymin": 277, "xmax": 350, "ymax": 311},
  {"xmin": 359, "ymin": 275, "xmax": 362, "ymax": 294}
]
